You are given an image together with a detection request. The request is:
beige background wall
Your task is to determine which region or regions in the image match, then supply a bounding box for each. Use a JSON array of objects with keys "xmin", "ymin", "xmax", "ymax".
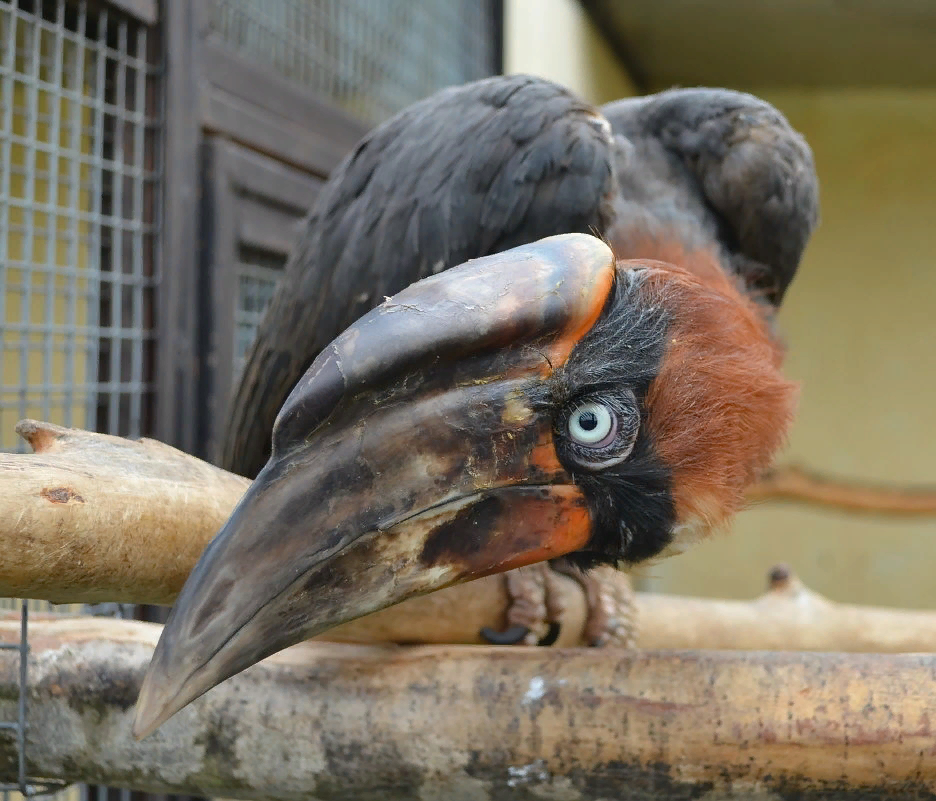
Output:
[
  {"xmin": 503, "ymin": 0, "xmax": 635, "ymax": 103},
  {"xmin": 504, "ymin": 1, "xmax": 936, "ymax": 608}
]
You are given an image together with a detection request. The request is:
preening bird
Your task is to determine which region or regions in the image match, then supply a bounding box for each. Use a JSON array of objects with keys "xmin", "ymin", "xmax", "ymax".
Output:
[{"xmin": 132, "ymin": 75, "xmax": 818, "ymax": 739}]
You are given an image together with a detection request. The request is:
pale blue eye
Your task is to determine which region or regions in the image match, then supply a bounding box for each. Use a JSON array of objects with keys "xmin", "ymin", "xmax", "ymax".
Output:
[{"xmin": 568, "ymin": 401, "xmax": 614, "ymax": 446}]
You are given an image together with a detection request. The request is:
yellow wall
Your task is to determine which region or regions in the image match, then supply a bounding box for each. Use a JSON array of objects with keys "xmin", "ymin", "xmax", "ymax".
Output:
[
  {"xmin": 642, "ymin": 90, "xmax": 936, "ymax": 608},
  {"xmin": 503, "ymin": 0, "xmax": 636, "ymax": 104}
]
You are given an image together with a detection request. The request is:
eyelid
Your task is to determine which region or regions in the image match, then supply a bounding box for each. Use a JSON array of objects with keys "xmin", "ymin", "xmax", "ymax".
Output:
[{"xmin": 572, "ymin": 448, "xmax": 635, "ymax": 471}]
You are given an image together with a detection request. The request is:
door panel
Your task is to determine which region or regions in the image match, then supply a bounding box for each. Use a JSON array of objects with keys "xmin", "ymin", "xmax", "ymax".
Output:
[{"xmin": 199, "ymin": 138, "xmax": 323, "ymax": 462}]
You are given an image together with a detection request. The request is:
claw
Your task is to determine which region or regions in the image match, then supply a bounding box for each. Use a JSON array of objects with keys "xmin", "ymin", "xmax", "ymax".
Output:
[
  {"xmin": 480, "ymin": 624, "xmax": 532, "ymax": 645},
  {"xmin": 480, "ymin": 622, "xmax": 562, "ymax": 647},
  {"xmin": 537, "ymin": 622, "xmax": 562, "ymax": 647},
  {"xmin": 478, "ymin": 562, "xmax": 637, "ymax": 648}
]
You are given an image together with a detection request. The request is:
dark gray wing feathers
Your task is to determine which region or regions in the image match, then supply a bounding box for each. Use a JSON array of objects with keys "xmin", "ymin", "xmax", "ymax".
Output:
[{"xmin": 601, "ymin": 88, "xmax": 819, "ymax": 305}]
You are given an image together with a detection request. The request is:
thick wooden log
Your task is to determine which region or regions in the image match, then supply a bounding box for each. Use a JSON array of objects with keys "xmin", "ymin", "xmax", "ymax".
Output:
[{"xmin": 1, "ymin": 618, "xmax": 935, "ymax": 800}]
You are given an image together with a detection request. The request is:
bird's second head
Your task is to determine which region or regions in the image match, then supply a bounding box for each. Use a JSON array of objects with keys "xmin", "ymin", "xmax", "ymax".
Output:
[{"xmin": 133, "ymin": 234, "xmax": 796, "ymax": 739}]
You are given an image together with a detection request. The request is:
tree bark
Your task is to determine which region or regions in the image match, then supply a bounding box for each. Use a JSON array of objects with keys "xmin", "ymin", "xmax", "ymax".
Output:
[{"xmin": 1, "ymin": 618, "xmax": 935, "ymax": 800}]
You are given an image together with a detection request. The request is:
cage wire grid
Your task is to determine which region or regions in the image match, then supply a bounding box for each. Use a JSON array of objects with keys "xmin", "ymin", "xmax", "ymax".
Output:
[
  {"xmin": 0, "ymin": 0, "xmax": 161, "ymax": 798},
  {"xmin": 212, "ymin": 0, "xmax": 497, "ymax": 125},
  {"xmin": 233, "ymin": 248, "xmax": 281, "ymax": 379},
  {"xmin": 0, "ymin": 0, "xmax": 160, "ymax": 450}
]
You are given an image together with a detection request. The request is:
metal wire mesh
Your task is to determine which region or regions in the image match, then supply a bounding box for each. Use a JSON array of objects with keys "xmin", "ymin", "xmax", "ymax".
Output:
[
  {"xmin": 0, "ymin": 0, "xmax": 160, "ymax": 453},
  {"xmin": 233, "ymin": 246, "xmax": 282, "ymax": 378},
  {"xmin": 212, "ymin": 0, "xmax": 498, "ymax": 125},
  {"xmin": 0, "ymin": 1, "xmax": 161, "ymax": 798},
  {"xmin": 2, "ymin": 0, "xmax": 496, "ymax": 795}
]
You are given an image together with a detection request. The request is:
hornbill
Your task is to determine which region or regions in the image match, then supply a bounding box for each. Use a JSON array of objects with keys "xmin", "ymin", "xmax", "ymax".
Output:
[{"xmin": 132, "ymin": 75, "xmax": 818, "ymax": 739}]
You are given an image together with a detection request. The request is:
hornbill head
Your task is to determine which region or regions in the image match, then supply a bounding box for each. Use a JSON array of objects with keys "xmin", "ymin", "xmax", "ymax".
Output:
[{"xmin": 133, "ymin": 234, "xmax": 796, "ymax": 739}]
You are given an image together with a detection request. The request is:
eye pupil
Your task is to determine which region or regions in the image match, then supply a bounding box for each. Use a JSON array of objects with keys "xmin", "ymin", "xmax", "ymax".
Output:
[{"xmin": 578, "ymin": 411, "xmax": 598, "ymax": 431}]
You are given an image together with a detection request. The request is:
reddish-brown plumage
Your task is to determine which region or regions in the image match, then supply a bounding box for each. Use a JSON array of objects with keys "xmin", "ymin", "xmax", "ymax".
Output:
[{"xmin": 620, "ymin": 243, "xmax": 798, "ymax": 540}]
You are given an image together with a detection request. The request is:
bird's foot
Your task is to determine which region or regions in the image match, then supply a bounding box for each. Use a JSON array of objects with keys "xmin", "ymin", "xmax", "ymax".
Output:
[
  {"xmin": 480, "ymin": 561, "xmax": 637, "ymax": 648},
  {"xmin": 549, "ymin": 559, "xmax": 637, "ymax": 648},
  {"xmin": 479, "ymin": 564, "xmax": 563, "ymax": 646}
]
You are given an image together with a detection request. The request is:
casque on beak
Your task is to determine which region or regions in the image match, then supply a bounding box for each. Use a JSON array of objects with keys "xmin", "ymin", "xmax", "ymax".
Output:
[{"xmin": 132, "ymin": 234, "xmax": 616, "ymax": 739}]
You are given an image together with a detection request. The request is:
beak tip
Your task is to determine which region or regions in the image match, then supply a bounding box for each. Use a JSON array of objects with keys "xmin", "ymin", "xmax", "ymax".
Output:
[
  {"xmin": 131, "ymin": 676, "xmax": 179, "ymax": 741},
  {"xmin": 130, "ymin": 711, "xmax": 156, "ymax": 742},
  {"xmin": 130, "ymin": 698, "xmax": 163, "ymax": 741},
  {"xmin": 131, "ymin": 698, "xmax": 180, "ymax": 741}
]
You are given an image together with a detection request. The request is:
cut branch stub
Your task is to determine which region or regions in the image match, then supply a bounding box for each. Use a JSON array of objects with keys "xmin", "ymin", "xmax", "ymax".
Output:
[{"xmin": 637, "ymin": 563, "xmax": 936, "ymax": 652}]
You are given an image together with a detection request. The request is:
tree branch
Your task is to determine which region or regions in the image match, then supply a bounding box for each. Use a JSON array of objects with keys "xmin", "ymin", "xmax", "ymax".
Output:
[
  {"xmin": 0, "ymin": 420, "xmax": 249, "ymax": 605},
  {"xmin": 4, "ymin": 423, "xmax": 936, "ymax": 797},
  {"xmin": 4, "ymin": 420, "xmax": 936, "ymax": 653},
  {"xmin": 749, "ymin": 463, "xmax": 936, "ymax": 516},
  {"xmin": 638, "ymin": 564, "xmax": 936, "ymax": 652},
  {"xmin": 1, "ymin": 619, "xmax": 935, "ymax": 800}
]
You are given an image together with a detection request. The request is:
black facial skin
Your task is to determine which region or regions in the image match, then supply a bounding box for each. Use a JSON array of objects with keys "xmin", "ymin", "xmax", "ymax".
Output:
[{"xmin": 531, "ymin": 268, "xmax": 676, "ymax": 570}]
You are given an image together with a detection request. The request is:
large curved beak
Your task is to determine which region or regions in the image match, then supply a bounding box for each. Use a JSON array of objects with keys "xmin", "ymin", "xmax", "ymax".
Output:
[{"xmin": 132, "ymin": 234, "xmax": 615, "ymax": 739}]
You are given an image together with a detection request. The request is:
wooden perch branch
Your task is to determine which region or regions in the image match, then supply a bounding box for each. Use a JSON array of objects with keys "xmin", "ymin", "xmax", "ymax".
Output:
[
  {"xmin": 0, "ymin": 420, "xmax": 250, "ymax": 605},
  {"xmin": 4, "ymin": 420, "xmax": 936, "ymax": 652},
  {"xmin": 749, "ymin": 463, "xmax": 936, "ymax": 516},
  {"xmin": 638, "ymin": 564, "xmax": 936, "ymax": 652},
  {"xmin": 2, "ymin": 619, "xmax": 936, "ymax": 800},
  {"xmin": 3, "ymin": 425, "xmax": 936, "ymax": 798},
  {"xmin": 326, "ymin": 563, "xmax": 936, "ymax": 653}
]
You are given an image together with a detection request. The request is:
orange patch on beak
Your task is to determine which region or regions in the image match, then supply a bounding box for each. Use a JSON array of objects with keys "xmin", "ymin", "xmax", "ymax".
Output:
[
  {"xmin": 467, "ymin": 486, "xmax": 592, "ymax": 579},
  {"xmin": 546, "ymin": 259, "xmax": 615, "ymax": 366},
  {"xmin": 528, "ymin": 430, "xmax": 564, "ymax": 475}
]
